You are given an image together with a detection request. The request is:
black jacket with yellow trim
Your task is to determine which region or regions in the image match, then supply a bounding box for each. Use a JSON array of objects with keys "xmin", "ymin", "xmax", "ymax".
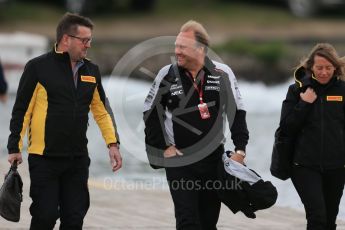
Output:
[
  {"xmin": 280, "ymin": 66, "xmax": 345, "ymax": 169},
  {"xmin": 7, "ymin": 47, "xmax": 119, "ymax": 157}
]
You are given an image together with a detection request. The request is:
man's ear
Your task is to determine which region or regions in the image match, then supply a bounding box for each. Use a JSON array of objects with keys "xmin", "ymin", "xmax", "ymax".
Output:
[
  {"xmin": 197, "ymin": 45, "xmax": 205, "ymax": 54},
  {"xmin": 61, "ymin": 34, "xmax": 69, "ymax": 46}
]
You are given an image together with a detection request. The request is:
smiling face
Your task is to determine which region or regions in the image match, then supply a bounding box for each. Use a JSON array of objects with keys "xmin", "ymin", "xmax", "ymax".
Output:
[
  {"xmin": 174, "ymin": 30, "xmax": 204, "ymax": 71},
  {"xmin": 311, "ymin": 55, "xmax": 336, "ymax": 85}
]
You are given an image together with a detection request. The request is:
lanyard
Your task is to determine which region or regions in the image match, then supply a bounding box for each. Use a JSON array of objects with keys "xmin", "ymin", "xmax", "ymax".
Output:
[{"xmin": 187, "ymin": 70, "xmax": 205, "ymax": 104}]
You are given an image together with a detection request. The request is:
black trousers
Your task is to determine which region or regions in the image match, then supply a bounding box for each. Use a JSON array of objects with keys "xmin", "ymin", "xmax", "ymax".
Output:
[
  {"xmin": 291, "ymin": 165, "xmax": 345, "ymax": 230},
  {"xmin": 28, "ymin": 154, "xmax": 90, "ymax": 230},
  {"xmin": 165, "ymin": 154, "xmax": 222, "ymax": 230}
]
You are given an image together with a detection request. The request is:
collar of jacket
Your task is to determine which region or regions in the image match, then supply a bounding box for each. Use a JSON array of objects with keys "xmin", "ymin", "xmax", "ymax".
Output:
[
  {"xmin": 312, "ymin": 76, "xmax": 339, "ymax": 94},
  {"xmin": 204, "ymin": 56, "xmax": 216, "ymax": 74},
  {"xmin": 53, "ymin": 43, "xmax": 72, "ymax": 63},
  {"xmin": 52, "ymin": 44, "xmax": 91, "ymax": 64},
  {"xmin": 294, "ymin": 65, "xmax": 339, "ymax": 91}
]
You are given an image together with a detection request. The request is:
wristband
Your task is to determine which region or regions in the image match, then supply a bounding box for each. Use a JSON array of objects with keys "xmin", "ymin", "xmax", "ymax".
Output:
[{"xmin": 108, "ymin": 143, "xmax": 118, "ymax": 149}]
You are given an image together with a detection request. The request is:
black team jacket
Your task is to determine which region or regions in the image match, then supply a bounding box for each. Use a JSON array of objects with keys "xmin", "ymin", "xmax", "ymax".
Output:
[
  {"xmin": 7, "ymin": 46, "xmax": 119, "ymax": 157},
  {"xmin": 143, "ymin": 57, "xmax": 249, "ymax": 168}
]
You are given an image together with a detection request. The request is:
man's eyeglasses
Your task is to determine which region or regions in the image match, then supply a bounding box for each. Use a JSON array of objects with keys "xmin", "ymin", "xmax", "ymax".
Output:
[{"xmin": 68, "ymin": 34, "xmax": 92, "ymax": 45}]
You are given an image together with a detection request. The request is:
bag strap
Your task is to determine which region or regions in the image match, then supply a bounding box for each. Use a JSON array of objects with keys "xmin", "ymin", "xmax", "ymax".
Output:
[
  {"xmin": 4, "ymin": 160, "xmax": 18, "ymax": 180},
  {"xmin": 10, "ymin": 160, "xmax": 18, "ymax": 171}
]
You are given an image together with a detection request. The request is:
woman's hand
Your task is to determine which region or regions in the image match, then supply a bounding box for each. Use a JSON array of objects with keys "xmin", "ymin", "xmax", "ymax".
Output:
[{"xmin": 300, "ymin": 87, "xmax": 317, "ymax": 103}]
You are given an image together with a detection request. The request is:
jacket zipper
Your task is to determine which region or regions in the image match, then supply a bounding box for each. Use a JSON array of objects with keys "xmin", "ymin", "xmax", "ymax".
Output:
[
  {"xmin": 320, "ymin": 96, "xmax": 324, "ymax": 171},
  {"xmin": 67, "ymin": 62, "xmax": 78, "ymax": 158}
]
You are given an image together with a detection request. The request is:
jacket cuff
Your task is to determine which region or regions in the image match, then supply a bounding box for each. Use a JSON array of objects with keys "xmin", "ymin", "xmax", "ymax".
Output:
[
  {"xmin": 107, "ymin": 142, "xmax": 119, "ymax": 149},
  {"xmin": 234, "ymin": 146, "xmax": 246, "ymax": 152},
  {"xmin": 8, "ymin": 148, "xmax": 19, "ymax": 154}
]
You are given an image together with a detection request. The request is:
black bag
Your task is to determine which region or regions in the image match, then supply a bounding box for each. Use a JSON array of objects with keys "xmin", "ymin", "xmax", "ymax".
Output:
[
  {"xmin": 0, "ymin": 162, "xmax": 23, "ymax": 222},
  {"xmin": 217, "ymin": 157, "xmax": 278, "ymax": 219},
  {"xmin": 270, "ymin": 127, "xmax": 294, "ymax": 180}
]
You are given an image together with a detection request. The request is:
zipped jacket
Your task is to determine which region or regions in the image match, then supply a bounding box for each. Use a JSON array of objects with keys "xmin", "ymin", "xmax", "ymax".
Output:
[
  {"xmin": 143, "ymin": 57, "xmax": 249, "ymax": 167},
  {"xmin": 7, "ymin": 47, "xmax": 119, "ymax": 157}
]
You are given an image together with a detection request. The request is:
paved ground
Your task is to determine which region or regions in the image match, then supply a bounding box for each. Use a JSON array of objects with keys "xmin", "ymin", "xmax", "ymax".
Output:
[{"xmin": 1, "ymin": 158, "xmax": 345, "ymax": 230}]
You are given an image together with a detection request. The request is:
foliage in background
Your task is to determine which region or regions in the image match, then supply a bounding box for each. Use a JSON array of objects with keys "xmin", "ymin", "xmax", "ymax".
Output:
[
  {"xmin": 214, "ymin": 39, "xmax": 288, "ymax": 65},
  {"xmin": 0, "ymin": 0, "xmax": 344, "ymax": 84}
]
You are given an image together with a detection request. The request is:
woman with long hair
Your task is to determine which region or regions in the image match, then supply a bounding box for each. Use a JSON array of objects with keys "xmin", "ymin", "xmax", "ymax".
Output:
[{"xmin": 280, "ymin": 43, "xmax": 345, "ymax": 230}]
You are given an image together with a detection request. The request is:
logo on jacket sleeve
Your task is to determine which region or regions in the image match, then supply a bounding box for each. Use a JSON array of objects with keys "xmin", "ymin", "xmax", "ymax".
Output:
[
  {"xmin": 81, "ymin": 75, "xmax": 96, "ymax": 83},
  {"xmin": 326, "ymin": 96, "xmax": 343, "ymax": 102}
]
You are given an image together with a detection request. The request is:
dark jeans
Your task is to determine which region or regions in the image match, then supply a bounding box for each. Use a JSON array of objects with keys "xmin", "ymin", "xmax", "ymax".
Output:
[
  {"xmin": 291, "ymin": 165, "xmax": 345, "ymax": 230},
  {"xmin": 28, "ymin": 154, "xmax": 90, "ymax": 230},
  {"xmin": 165, "ymin": 155, "xmax": 222, "ymax": 230}
]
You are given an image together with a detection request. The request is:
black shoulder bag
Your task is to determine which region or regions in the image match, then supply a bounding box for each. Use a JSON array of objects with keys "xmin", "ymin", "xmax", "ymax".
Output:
[
  {"xmin": 0, "ymin": 161, "xmax": 23, "ymax": 222},
  {"xmin": 270, "ymin": 127, "xmax": 295, "ymax": 180}
]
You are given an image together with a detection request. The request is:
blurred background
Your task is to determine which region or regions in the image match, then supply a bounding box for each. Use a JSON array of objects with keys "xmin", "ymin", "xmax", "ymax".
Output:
[{"xmin": 0, "ymin": 0, "xmax": 345, "ymax": 221}]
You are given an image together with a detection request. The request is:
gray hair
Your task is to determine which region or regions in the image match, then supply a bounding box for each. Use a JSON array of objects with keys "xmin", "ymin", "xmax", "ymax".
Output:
[{"xmin": 180, "ymin": 20, "xmax": 210, "ymax": 52}]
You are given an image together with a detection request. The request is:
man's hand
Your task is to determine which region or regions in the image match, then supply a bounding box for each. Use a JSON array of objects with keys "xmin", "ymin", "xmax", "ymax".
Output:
[
  {"xmin": 164, "ymin": 145, "xmax": 183, "ymax": 158},
  {"xmin": 109, "ymin": 146, "xmax": 122, "ymax": 172},
  {"xmin": 230, "ymin": 153, "xmax": 245, "ymax": 165},
  {"xmin": 8, "ymin": 153, "xmax": 23, "ymax": 165}
]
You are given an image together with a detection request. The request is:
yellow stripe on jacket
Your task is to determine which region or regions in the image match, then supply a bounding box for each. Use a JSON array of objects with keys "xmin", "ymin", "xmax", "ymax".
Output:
[
  {"xmin": 28, "ymin": 83, "xmax": 48, "ymax": 155},
  {"xmin": 90, "ymin": 87, "xmax": 117, "ymax": 145},
  {"xmin": 18, "ymin": 83, "xmax": 39, "ymax": 152}
]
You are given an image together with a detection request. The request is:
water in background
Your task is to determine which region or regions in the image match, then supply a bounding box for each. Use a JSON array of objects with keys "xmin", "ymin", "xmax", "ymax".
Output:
[{"xmin": 1, "ymin": 76, "xmax": 344, "ymax": 219}]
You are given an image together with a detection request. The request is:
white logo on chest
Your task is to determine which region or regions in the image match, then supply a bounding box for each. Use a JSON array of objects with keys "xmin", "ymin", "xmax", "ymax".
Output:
[{"xmin": 208, "ymin": 75, "xmax": 220, "ymax": 79}]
